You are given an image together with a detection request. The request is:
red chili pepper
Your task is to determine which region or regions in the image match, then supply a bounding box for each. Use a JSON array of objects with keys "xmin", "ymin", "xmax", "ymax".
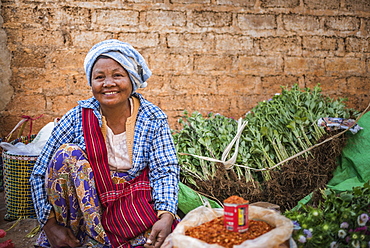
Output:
[
  {"xmin": 0, "ymin": 230, "xmax": 6, "ymax": 239},
  {"xmin": 0, "ymin": 240, "xmax": 14, "ymax": 248}
]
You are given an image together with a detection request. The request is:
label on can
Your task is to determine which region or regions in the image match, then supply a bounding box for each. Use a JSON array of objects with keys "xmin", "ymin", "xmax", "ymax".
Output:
[{"xmin": 224, "ymin": 202, "xmax": 249, "ymax": 232}]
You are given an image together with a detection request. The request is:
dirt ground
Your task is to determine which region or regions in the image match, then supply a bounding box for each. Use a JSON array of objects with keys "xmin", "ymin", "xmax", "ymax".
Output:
[{"xmin": 0, "ymin": 191, "xmax": 39, "ymax": 247}]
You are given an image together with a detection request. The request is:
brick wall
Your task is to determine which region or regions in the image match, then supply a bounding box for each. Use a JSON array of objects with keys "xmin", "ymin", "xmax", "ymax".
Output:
[{"xmin": 0, "ymin": 0, "xmax": 369, "ymax": 137}]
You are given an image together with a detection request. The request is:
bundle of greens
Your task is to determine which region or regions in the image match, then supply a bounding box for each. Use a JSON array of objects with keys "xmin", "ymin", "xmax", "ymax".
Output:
[
  {"xmin": 284, "ymin": 182, "xmax": 370, "ymax": 247},
  {"xmin": 172, "ymin": 84, "xmax": 358, "ymax": 187}
]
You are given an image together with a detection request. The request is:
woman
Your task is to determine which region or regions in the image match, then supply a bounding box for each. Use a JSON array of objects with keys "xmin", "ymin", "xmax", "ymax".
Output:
[{"xmin": 30, "ymin": 39, "xmax": 180, "ymax": 248}]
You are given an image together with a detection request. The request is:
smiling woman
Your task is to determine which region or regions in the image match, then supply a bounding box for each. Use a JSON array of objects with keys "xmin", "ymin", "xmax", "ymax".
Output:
[
  {"xmin": 91, "ymin": 56, "xmax": 133, "ymax": 134},
  {"xmin": 30, "ymin": 39, "xmax": 180, "ymax": 248}
]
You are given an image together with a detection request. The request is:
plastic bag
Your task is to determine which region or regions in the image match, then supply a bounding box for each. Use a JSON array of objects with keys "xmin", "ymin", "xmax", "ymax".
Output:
[
  {"xmin": 30, "ymin": 121, "xmax": 55, "ymax": 145},
  {"xmin": 165, "ymin": 206, "xmax": 293, "ymax": 248},
  {"xmin": 317, "ymin": 117, "xmax": 362, "ymax": 134},
  {"xmin": 0, "ymin": 122, "xmax": 55, "ymax": 156},
  {"xmin": 0, "ymin": 142, "xmax": 41, "ymax": 156}
]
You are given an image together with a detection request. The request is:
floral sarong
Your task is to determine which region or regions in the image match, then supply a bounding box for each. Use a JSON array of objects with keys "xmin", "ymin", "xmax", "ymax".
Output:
[{"xmin": 35, "ymin": 144, "xmax": 149, "ymax": 247}]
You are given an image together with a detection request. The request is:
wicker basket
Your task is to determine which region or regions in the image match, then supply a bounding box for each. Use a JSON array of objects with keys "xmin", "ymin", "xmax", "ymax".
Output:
[
  {"xmin": 0, "ymin": 138, "xmax": 4, "ymax": 192},
  {"xmin": 2, "ymin": 135, "xmax": 38, "ymax": 221},
  {"xmin": 1, "ymin": 118, "xmax": 32, "ymax": 193}
]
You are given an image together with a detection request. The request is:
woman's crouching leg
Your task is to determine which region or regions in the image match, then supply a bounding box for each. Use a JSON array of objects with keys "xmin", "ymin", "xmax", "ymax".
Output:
[{"xmin": 37, "ymin": 144, "xmax": 110, "ymax": 247}]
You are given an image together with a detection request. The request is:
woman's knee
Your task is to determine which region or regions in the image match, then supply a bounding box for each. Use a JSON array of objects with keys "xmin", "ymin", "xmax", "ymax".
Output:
[{"xmin": 49, "ymin": 144, "xmax": 86, "ymax": 171}]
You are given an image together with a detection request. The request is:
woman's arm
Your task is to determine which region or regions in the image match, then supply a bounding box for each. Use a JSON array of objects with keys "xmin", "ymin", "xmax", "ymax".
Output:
[
  {"xmin": 149, "ymin": 119, "xmax": 180, "ymax": 216},
  {"xmin": 30, "ymin": 111, "xmax": 81, "ymax": 226},
  {"xmin": 145, "ymin": 119, "xmax": 179, "ymax": 248}
]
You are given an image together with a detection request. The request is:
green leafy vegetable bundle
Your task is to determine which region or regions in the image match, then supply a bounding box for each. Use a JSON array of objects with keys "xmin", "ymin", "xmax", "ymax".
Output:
[
  {"xmin": 284, "ymin": 182, "xmax": 370, "ymax": 247},
  {"xmin": 172, "ymin": 84, "xmax": 357, "ymax": 187}
]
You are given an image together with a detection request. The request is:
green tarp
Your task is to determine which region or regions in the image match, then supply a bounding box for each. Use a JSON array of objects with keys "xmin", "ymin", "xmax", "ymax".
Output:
[
  {"xmin": 178, "ymin": 182, "xmax": 222, "ymax": 214},
  {"xmin": 327, "ymin": 111, "xmax": 370, "ymax": 191},
  {"xmin": 295, "ymin": 112, "xmax": 370, "ymax": 208}
]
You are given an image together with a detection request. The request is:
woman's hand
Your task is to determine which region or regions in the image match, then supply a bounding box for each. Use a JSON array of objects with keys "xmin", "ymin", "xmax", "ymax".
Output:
[
  {"xmin": 144, "ymin": 213, "xmax": 174, "ymax": 248},
  {"xmin": 43, "ymin": 217, "xmax": 81, "ymax": 248}
]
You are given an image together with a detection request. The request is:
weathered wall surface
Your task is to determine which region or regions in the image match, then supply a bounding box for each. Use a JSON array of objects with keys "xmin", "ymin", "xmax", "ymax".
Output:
[
  {"xmin": 0, "ymin": 0, "xmax": 369, "ymax": 136},
  {"xmin": 0, "ymin": 0, "xmax": 13, "ymax": 125}
]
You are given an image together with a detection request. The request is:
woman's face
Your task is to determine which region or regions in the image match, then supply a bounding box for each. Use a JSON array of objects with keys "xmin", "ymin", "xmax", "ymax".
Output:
[{"xmin": 91, "ymin": 57, "xmax": 133, "ymax": 109}]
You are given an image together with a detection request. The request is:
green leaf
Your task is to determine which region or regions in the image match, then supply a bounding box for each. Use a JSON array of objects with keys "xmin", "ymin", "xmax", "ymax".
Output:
[{"xmin": 187, "ymin": 148, "xmax": 196, "ymax": 154}]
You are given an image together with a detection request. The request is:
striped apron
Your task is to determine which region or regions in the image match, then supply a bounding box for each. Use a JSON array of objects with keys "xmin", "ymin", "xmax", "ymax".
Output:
[{"xmin": 82, "ymin": 108, "xmax": 158, "ymax": 248}]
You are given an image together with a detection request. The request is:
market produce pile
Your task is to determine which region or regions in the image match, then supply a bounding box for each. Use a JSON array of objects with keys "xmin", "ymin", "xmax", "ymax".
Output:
[
  {"xmin": 184, "ymin": 195, "xmax": 274, "ymax": 248},
  {"xmin": 185, "ymin": 217, "xmax": 273, "ymax": 248},
  {"xmin": 284, "ymin": 182, "xmax": 370, "ymax": 247},
  {"xmin": 172, "ymin": 84, "xmax": 359, "ymax": 211}
]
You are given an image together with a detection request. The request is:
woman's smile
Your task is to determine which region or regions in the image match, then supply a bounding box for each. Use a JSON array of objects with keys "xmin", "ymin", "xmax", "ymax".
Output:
[
  {"xmin": 104, "ymin": 91, "xmax": 117, "ymax": 94},
  {"xmin": 103, "ymin": 91, "xmax": 119, "ymax": 95}
]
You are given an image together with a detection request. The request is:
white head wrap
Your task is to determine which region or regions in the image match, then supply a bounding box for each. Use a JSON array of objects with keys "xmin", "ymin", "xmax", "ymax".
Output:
[{"xmin": 84, "ymin": 39, "xmax": 151, "ymax": 92}]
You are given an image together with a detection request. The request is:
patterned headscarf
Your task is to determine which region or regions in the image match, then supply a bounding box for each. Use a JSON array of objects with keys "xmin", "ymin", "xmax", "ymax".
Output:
[{"xmin": 84, "ymin": 39, "xmax": 151, "ymax": 92}]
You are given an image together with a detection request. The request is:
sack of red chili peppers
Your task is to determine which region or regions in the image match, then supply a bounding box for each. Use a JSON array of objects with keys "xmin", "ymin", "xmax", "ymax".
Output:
[{"xmin": 165, "ymin": 205, "xmax": 294, "ymax": 248}]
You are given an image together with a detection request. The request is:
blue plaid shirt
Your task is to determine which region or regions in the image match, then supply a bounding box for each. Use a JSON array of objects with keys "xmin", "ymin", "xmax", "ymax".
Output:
[{"xmin": 30, "ymin": 93, "xmax": 179, "ymax": 226}]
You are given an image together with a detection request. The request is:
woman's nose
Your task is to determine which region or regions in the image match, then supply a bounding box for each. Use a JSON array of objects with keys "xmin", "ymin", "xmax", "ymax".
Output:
[{"xmin": 103, "ymin": 77, "xmax": 116, "ymax": 86}]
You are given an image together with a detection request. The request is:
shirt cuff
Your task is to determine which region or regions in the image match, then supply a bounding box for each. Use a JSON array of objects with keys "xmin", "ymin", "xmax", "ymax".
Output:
[
  {"xmin": 157, "ymin": 210, "xmax": 175, "ymax": 220},
  {"xmin": 48, "ymin": 209, "xmax": 55, "ymax": 219}
]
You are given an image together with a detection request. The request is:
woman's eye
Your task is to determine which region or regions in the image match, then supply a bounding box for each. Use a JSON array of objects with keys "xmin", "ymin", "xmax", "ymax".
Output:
[{"xmin": 94, "ymin": 75, "xmax": 104, "ymax": 80}]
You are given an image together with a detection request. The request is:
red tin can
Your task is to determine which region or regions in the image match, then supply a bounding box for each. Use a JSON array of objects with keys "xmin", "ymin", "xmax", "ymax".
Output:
[{"xmin": 224, "ymin": 196, "xmax": 249, "ymax": 232}]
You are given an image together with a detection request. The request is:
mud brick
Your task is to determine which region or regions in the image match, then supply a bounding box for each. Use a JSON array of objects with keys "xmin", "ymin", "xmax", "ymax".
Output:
[
  {"xmin": 346, "ymin": 0, "xmax": 370, "ymax": 12},
  {"xmin": 170, "ymin": 0, "xmax": 210, "ymax": 3},
  {"xmin": 259, "ymin": 37, "xmax": 302, "ymax": 56},
  {"xmin": 118, "ymin": 33, "xmax": 160, "ymax": 48},
  {"xmin": 216, "ymin": 34, "xmax": 255, "ymax": 53},
  {"xmin": 236, "ymin": 56, "xmax": 283, "ymax": 75},
  {"xmin": 325, "ymin": 16, "xmax": 360, "ymax": 31},
  {"xmin": 347, "ymin": 76, "xmax": 370, "ymax": 95},
  {"xmin": 194, "ymin": 54, "xmax": 234, "ymax": 72},
  {"xmin": 192, "ymin": 11, "xmax": 232, "ymax": 27},
  {"xmin": 145, "ymin": 10, "xmax": 186, "ymax": 27},
  {"xmin": 304, "ymin": 0, "xmax": 340, "ymax": 9},
  {"xmin": 216, "ymin": 75, "xmax": 261, "ymax": 95},
  {"xmin": 70, "ymin": 31, "xmax": 114, "ymax": 49},
  {"xmin": 48, "ymin": 95, "xmax": 83, "ymax": 116},
  {"xmin": 237, "ymin": 14, "xmax": 276, "ymax": 30},
  {"xmin": 148, "ymin": 53, "xmax": 192, "ymax": 74},
  {"xmin": 156, "ymin": 95, "xmax": 191, "ymax": 111},
  {"xmin": 128, "ymin": 0, "xmax": 164, "ymax": 3},
  {"xmin": 48, "ymin": 49, "xmax": 86, "ymax": 71},
  {"xmin": 19, "ymin": 29, "xmax": 65, "ymax": 47},
  {"xmin": 11, "ymin": 47, "xmax": 49, "ymax": 68},
  {"xmin": 345, "ymin": 37, "xmax": 370, "ymax": 53},
  {"xmin": 284, "ymin": 57, "xmax": 325, "ymax": 76},
  {"xmin": 6, "ymin": 94, "xmax": 46, "ymax": 115},
  {"xmin": 302, "ymin": 36, "xmax": 338, "ymax": 51},
  {"xmin": 216, "ymin": 0, "xmax": 254, "ymax": 7},
  {"xmin": 58, "ymin": 7, "xmax": 92, "ymax": 26},
  {"xmin": 260, "ymin": 0, "xmax": 299, "ymax": 8},
  {"xmin": 93, "ymin": 10, "xmax": 139, "ymax": 26},
  {"xmin": 170, "ymin": 75, "xmax": 218, "ymax": 95},
  {"xmin": 167, "ymin": 33, "xmax": 215, "ymax": 52},
  {"xmin": 283, "ymin": 15, "xmax": 320, "ymax": 31},
  {"xmin": 305, "ymin": 76, "xmax": 347, "ymax": 95},
  {"xmin": 260, "ymin": 75, "xmax": 299, "ymax": 93},
  {"xmin": 325, "ymin": 57, "xmax": 365, "ymax": 76}
]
